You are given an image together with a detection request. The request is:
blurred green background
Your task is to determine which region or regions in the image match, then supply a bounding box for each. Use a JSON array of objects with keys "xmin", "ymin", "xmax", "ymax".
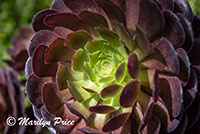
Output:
[
  {"xmin": 0, "ymin": 0, "xmax": 199, "ymax": 66},
  {"xmin": 0, "ymin": 0, "xmax": 53, "ymax": 65}
]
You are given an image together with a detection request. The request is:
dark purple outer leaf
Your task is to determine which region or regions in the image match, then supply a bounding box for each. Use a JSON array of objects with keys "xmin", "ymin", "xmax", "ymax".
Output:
[
  {"xmin": 162, "ymin": 10, "xmax": 185, "ymax": 48},
  {"xmin": 159, "ymin": 75, "xmax": 183, "ymax": 118},
  {"xmin": 183, "ymin": 70, "xmax": 198, "ymax": 110},
  {"xmin": 102, "ymin": 113, "xmax": 130, "ymax": 132},
  {"xmin": 173, "ymin": 0, "xmax": 193, "ymax": 22},
  {"xmin": 32, "ymin": 9, "xmax": 58, "ymax": 32},
  {"xmin": 26, "ymin": 74, "xmax": 46, "ymax": 108},
  {"xmin": 138, "ymin": 102, "xmax": 154, "ymax": 133},
  {"xmin": 188, "ymin": 39, "xmax": 200, "ymax": 65},
  {"xmin": 177, "ymin": 13, "xmax": 194, "ymax": 52},
  {"xmin": 89, "ymin": 105, "xmax": 115, "ymax": 114},
  {"xmin": 44, "ymin": 13, "xmax": 88, "ymax": 31},
  {"xmin": 28, "ymin": 30, "xmax": 59, "ymax": 56},
  {"xmin": 138, "ymin": 0, "xmax": 164, "ymax": 40},
  {"xmin": 95, "ymin": 0, "xmax": 126, "ymax": 24},
  {"xmin": 63, "ymin": 0, "xmax": 99, "ymax": 14},
  {"xmin": 51, "ymin": 0, "xmax": 72, "ymax": 12},
  {"xmin": 125, "ymin": 0, "xmax": 140, "ymax": 32},
  {"xmin": 154, "ymin": 38, "xmax": 180, "ymax": 74},
  {"xmin": 176, "ymin": 48, "xmax": 190, "ymax": 85},
  {"xmin": 120, "ymin": 80, "xmax": 140, "ymax": 108},
  {"xmin": 154, "ymin": 0, "xmax": 174, "ymax": 10},
  {"xmin": 32, "ymin": 44, "xmax": 58, "ymax": 77},
  {"xmin": 127, "ymin": 53, "xmax": 140, "ymax": 79},
  {"xmin": 147, "ymin": 69, "xmax": 160, "ymax": 102},
  {"xmin": 43, "ymin": 82, "xmax": 63, "ymax": 114}
]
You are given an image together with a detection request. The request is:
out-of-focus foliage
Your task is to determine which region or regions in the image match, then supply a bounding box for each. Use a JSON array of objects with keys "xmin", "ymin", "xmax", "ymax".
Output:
[
  {"xmin": 0, "ymin": 0, "xmax": 53, "ymax": 66},
  {"xmin": 188, "ymin": 0, "xmax": 200, "ymax": 15}
]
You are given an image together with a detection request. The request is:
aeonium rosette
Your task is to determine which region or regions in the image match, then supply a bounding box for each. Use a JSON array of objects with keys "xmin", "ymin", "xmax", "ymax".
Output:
[{"xmin": 25, "ymin": 0, "xmax": 200, "ymax": 133}]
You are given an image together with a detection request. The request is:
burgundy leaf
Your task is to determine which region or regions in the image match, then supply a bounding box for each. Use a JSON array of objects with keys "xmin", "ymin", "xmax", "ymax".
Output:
[
  {"xmin": 176, "ymin": 48, "xmax": 191, "ymax": 86},
  {"xmin": 162, "ymin": 10, "xmax": 185, "ymax": 48},
  {"xmin": 44, "ymin": 12, "xmax": 88, "ymax": 31},
  {"xmin": 100, "ymin": 84, "xmax": 122, "ymax": 99},
  {"xmin": 138, "ymin": 0, "xmax": 165, "ymax": 40},
  {"xmin": 120, "ymin": 80, "xmax": 141, "ymax": 108},
  {"xmin": 95, "ymin": 0, "xmax": 126, "ymax": 24},
  {"xmin": 32, "ymin": 9, "xmax": 58, "ymax": 32},
  {"xmin": 102, "ymin": 113, "xmax": 130, "ymax": 132},
  {"xmin": 51, "ymin": 0, "xmax": 72, "ymax": 12},
  {"xmin": 89, "ymin": 105, "xmax": 116, "ymax": 114},
  {"xmin": 63, "ymin": 0, "xmax": 99, "ymax": 14},
  {"xmin": 127, "ymin": 53, "xmax": 140, "ymax": 79},
  {"xmin": 154, "ymin": 0, "xmax": 174, "ymax": 10},
  {"xmin": 32, "ymin": 44, "xmax": 58, "ymax": 77},
  {"xmin": 43, "ymin": 82, "xmax": 63, "ymax": 114},
  {"xmin": 28, "ymin": 30, "xmax": 59, "ymax": 56}
]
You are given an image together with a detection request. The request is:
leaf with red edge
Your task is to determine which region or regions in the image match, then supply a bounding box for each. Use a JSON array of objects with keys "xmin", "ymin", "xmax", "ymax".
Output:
[
  {"xmin": 159, "ymin": 75, "xmax": 183, "ymax": 118},
  {"xmin": 138, "ymin": 0, "xmax": 165, "ymax": 40},
  {"xmin": 28, "ymin": 30, "xmax": 59, "ymax": 56},
  {"xmin": 95, "ymin": 0, "xmax": 126, "ymax": 24},
  {"xmin": 45, "ymin": 38, "xmax": 75, "ymax": 63},
  {"xmin": 183, "ymin": 70, "xmax": 198, "ymax": 110},
  {"xmin": 153, "ymin": 100, "xmax": 180, "ymax": 132},
  {"xmin": 79, "ymin": 11, "xmax": 108, "ymax": 28},
  {"xmin": 120, "ymin": 80, "xmax": 141, "ymax": 108},
  {"xmin": 176, "ymin": 48, "xmax": 190, "ymax": 86},
  {"xmin": 63, "ymin": 0, "xmax": 99, "ymax": 14},
  {"xmin": 102, "ymin": 113, "xmax": 130, "ymax": 132},
  {"xmin": 65, "ymin": 30, "xmax": 92, "ymax": 50},
  {"xmin": 154, "ymin": 0, "xmax": 174, "ymax": 10},
  {"xmin": 44, "ymin": 13, "xmax": 88, "ymax": 31},
  {"xmin": 174, "ymin": 0, "xmax": 193, "ymax": 22},
  {"xmin": 127, "ymin": 53, "xmax": 140, "ymax": 79},
  {"xmin": 138, "ymin": 102, "xmax": 154, "ymax": 133},
  {"xmin": 125, "ymin": 0, "xmax": 140, "ymax": 33},
  {"xmin": 32, "ymin": 9, "xmax": 58, "ymax": 32},
  {"xmin": 51, "ymin": 0, "xmax": 72, "ymax": 12},
  {"xmin": 89, "ymin": 105, "xmax": 116, "ymax": 114},
  {"xmin": 43, "ymin": 82, "xmax": 63, "ymax": 114},
  {"xmin": 177, "ymin": 13, "xmax": 194, "ymax": 52},
  {"xmin": 142, "ymin": 114, "xmax": 161, "ymax": 134},
  {"xmin": 147, "ymin": 69, "xmax": 160, "ymax": 102},
  {"xmin": 100, "ymin": 84, "xmax": 123, "ymax": 99},
  {"xmin": 26, "ymin": 74, "xmax": 50, "ymax": 108},
  {"xmin": 32, "ymin": 44, "xmax": 58, "ymax": 77},
  {"xmin": 162, "ymin": 10, "xmax": 185, "ymax": 48},
  {"xmin": 146, "ymin": 38, "xmax": 180, "ymax": 74}
]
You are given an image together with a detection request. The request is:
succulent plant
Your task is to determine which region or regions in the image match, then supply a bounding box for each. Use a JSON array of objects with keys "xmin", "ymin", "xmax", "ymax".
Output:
[
  {"xmin": 4, "ymin": 27, "xmax": 34, "ymax": 73},
  {"xmin": 25, "ymin": 0, "xmax": 200, "ymax": 133}
]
